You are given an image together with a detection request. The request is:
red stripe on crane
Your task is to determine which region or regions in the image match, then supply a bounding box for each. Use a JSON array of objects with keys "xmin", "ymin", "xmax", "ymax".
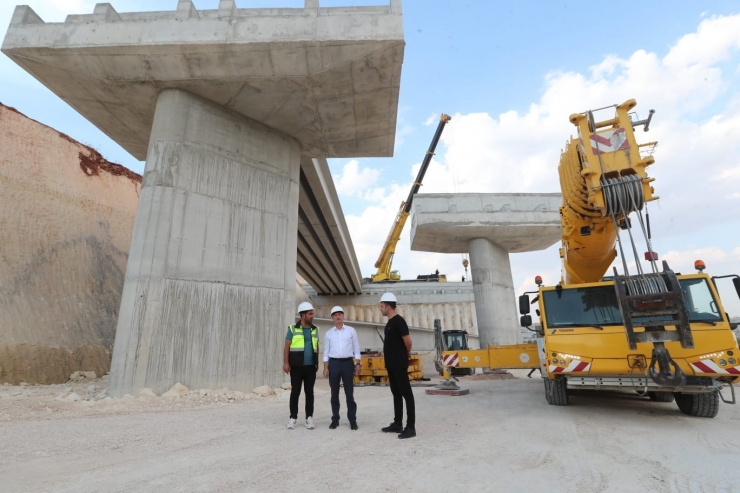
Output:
[
  {"xmin": 573, "ymin": 361, "xmax": 589, "ymax": 372},
  {"xmin": 692, "ymin": 361, "xmax": 714, "ymax": 373},
  {"xmin": 591, "ymin": 134, "xmax": 613, "ymax": 146}
]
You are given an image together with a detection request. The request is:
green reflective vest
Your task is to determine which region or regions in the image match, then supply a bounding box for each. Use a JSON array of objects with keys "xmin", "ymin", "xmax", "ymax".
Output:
[{"xmin": 289, "ymin": 324, "xmax": 319, "ymax": 367}]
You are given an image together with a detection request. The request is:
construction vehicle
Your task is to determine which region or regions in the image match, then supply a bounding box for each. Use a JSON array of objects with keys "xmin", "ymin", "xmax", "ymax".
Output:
[
  {"xmin": 369, "ymin": 114, "xmax": 451, "ymax": 283},
  {"xmin": 433, "ymin": 319, "xmax": 474, "ymax": 376},
  {"xmin": 440, "ymin": 99, "xmax": 740, "ymax": 417}
]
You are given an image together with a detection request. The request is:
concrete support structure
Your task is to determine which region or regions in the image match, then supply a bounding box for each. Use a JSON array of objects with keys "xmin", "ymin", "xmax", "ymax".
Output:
[
  {"xmin": 109, "ymin": 90, "xmax": 300, "ymax": 396},
  {"xmin": 469, "ymin": 238, "xmax": 518, "ymax": 345},
  {"xmin": 4, "ymin": 2, "xmax": 403, "ymax": 396},
  {"xmin": 410, "ymin": 193, "xmax": 562, "ymax": 348}
]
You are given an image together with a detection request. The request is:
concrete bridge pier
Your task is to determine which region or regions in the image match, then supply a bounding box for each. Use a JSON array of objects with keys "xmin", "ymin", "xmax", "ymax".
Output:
[
  {"xmin": 410, "ymin": 193, "xmax": 563, "ymax": 349},
  {"xmin": 3, "ymin": 1, "xmax": 404, "ymax": 396},
  {"xmin": 109, "ymin": 90, "xmax": 301, "ymax": 397},
  {"xmin": 468, "ymin": 237, "xmax": 519, "ymax": 346}
]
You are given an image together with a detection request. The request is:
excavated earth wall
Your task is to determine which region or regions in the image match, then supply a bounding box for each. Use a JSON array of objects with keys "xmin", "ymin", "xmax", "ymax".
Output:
[{"xmin": 0, "ymin": 103, "xmax": 141, "ymax": 384}]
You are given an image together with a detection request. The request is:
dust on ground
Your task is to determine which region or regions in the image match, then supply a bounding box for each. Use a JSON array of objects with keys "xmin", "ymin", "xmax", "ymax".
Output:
[{"xmin": 1, "ymin": 371, "xmax": 739, "ymax": 493}]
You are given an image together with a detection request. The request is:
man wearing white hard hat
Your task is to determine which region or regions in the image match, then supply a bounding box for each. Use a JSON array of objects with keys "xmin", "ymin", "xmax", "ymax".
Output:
[
  {"xmin": 283, "ymin": 301, "xmax": 320, "ymax": 430},
  {"xmin": 323, "ymin": 306, "xmax": 362, "ymax": 430},
  {"xmin": 379, "ymin": 292, "xmax": 416, "ymax": 439}
]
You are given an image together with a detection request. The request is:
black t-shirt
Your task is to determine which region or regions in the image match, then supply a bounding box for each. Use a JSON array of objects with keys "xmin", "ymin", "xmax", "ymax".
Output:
[{"xmin": 383, "ymin": 314, "xmax": 410, "ymax": 368}]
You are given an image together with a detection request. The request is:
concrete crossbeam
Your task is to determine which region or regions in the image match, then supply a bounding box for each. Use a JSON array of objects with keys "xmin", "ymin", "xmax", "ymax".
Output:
[
  {"xmin": 410, "ymin": 193, "xmax": 562, "ymax": 347},
  {"xmin": 2, "ymin": 2, "xmax": 404, "ymax": 160},
  {"xmin": 410, "ymin": 193, "xmax": 562, "ymax": 253},
  {"xmin": 108, "ymin": 89, "xmax": 300, "ymax": 397}
]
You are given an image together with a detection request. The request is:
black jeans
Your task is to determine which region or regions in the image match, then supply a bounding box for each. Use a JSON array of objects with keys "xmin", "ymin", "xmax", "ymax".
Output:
[
  {"xmin": 387, "ymin": 366, "xmax": 415, "ymax": 429},
  {"xmin": 289, "ymin": 365, "xmax": 316, "ymax": 419},
  {"xmin": 329, "ymin": 358, "xmax": 357, "ymax": 423}
]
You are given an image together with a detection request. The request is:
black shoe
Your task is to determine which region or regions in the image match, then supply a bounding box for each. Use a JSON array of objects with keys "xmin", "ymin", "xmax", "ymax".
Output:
[
  {"xmin": 398, "ymin": 427, "xmax": 416, "ymax": 439},
  {"xmin": 381, "ymin": 422, "xmax": 403, "ymax": 433},
  {"xmin": 329, "ymin": 421, "xmax": 339, "ymax": 429},
  {"xmin": 350, "ymin": 422, "xmax": 358, "ymax": 431}
]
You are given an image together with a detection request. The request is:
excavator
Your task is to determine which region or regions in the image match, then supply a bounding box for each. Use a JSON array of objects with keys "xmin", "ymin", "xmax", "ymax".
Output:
[
  {"xmin": 369, "ymin": 114, "xmax": 451, "ymax": 283},
  {"xmin": 440, "ymin": 99, "xmax": 740, "ymax": 417}
]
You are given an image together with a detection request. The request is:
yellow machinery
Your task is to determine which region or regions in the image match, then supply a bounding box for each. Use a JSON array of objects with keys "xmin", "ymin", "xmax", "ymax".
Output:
[
  {"xmin": 370, "ymin": 114, "xmax": 451, "ymax": 282},
  {"xmin": 441, "ymin": 100, "xmax": 740, "ymax": 417},
  {"xmin": 354, "ymin": 352, "xmax": 424, "ymax": 384}
]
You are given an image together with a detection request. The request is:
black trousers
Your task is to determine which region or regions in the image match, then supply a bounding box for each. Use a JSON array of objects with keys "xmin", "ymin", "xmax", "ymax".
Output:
[
  {"xmin": 329, "ymin": 359, "xmax": 357, "ymax": 423},
  {"xmin": 387, "ymin": 366, "xmax": 415, "ymax": 429},
  {"xmin": 289, "ymin": 365, "xmax": 316, "ymax": 419}
]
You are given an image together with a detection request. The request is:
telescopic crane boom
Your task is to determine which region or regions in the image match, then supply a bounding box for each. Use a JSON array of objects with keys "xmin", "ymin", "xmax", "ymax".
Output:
[{"xmin": 371, "ymin": 113, "xmax": 451, "ymax": 282}]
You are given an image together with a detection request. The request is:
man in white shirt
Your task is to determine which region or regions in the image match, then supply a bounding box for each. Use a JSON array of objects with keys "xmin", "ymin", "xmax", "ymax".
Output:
[{"xmin": 323, "ymin": 306, "xmax": 362, "ymax": 430}]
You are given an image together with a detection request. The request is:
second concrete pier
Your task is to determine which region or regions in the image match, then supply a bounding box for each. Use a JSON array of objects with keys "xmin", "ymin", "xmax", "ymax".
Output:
[{"xmin": 410, "ymin": 193, "xmax": 562, "ymax": 347}]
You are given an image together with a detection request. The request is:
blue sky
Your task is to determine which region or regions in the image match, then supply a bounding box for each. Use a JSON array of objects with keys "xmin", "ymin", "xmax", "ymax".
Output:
[{"xmin": 2, "ymin": 0, "xmax": 740, "ymax": 315}]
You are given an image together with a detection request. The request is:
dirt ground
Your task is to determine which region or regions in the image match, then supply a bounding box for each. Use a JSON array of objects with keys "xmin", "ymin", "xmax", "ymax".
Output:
[{"xmin": 1, "ymin": 371, "xmax": 739, "ymax": 493}]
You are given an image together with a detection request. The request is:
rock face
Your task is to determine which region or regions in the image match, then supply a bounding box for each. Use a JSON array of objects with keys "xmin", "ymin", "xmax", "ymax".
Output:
[
  {"xmin": 0, "ymin": 103, "xmax": 141, "ymax": 384},
  {"xmin": 69, "ymin": 371, "xmax": 97, "ymax": 382}
]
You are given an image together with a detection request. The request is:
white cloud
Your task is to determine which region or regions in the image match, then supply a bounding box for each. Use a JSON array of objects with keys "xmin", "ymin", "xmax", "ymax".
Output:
[
  {"xmin": 661, "ymin": 247, "xmax": 740, "ymax": 316},
  {"xmin": 423, "ymin": 113, "xmax": 437, "ymax": 126},
  {"xmin": 332, "ymin": 160, "xmax": 380, "ymax": 197},
  {"xmin": 394, "ymin": 106, "xmax": 415, "ymax": 150},
  {"xmin": 394, "ymin": 123, "xmax": 414, "ymax": 150},
  {"xmin": 344, "ymin": 13, "xmax": 740, "ymax": 318}
]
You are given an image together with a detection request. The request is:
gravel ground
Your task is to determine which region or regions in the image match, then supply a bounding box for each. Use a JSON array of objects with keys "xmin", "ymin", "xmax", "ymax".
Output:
[{"xmin": 1, "ymin": 372, "xmax": 739, "ymax": 493}]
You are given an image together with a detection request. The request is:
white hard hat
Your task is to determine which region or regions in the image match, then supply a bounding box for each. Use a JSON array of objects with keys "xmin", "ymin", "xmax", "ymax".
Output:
[
  {"xmin": 330, "ymin": 306, "xmax": 344, "ymax": 315},
  {"xmin": 297, "ymin": 301, "xmax": 314, "ymax": 314},
  {"xmin": 380, "ymin": 292, "xmax": 397, "ymax": 303}
]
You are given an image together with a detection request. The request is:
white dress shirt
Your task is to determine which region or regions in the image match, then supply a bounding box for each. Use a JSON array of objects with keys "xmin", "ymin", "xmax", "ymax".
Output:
[{"xmin": 323, "ymin": 324, "xmax": 361, "ymax": 362}]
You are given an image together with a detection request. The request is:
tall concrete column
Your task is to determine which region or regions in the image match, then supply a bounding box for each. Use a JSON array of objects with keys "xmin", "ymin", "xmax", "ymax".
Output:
[
  {"xmin": 469, "ymin": 238, "xmax": 521, "ymax": 347},
  {"xmin": 109, "ymin": 90, "xmax": 301, "ymax": 397}
]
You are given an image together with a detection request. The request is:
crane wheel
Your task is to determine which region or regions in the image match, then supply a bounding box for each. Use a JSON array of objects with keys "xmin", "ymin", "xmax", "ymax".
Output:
[
  {"xmin": 544, "ymin": 377, "xmax": 569, "ymax": 406},
  {"xmin": 647, "ymin": 391, "xmax": 674, "ymax": 403},
  {"xmin": 674, "ymin": 391, "xmax": 719, "ymax": 418}
]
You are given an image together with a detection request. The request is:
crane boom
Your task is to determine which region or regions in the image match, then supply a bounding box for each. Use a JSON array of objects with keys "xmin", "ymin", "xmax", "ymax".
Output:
[
  {"xmin": 558, "ymin": 99, "xmax": 657, "ymax": 284},
  {"xmin": 371, "ymin": 113, "xmax": 451, "ymax": 282}
]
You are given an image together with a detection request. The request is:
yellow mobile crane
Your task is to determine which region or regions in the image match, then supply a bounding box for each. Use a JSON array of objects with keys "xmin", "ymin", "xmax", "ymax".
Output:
[
  {"xmin": 370, "ymin": 113, "xmax": 451, "ymax": 283},
  {"xmin": 441, "ymin": 100, "xmax": 740, "ymax": 417}
]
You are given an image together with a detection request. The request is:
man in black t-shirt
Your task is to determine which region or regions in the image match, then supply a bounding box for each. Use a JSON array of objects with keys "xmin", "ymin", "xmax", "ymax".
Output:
[{"xmin": 378, "ymin": 292, "xmax": 416, "ymax": 439}]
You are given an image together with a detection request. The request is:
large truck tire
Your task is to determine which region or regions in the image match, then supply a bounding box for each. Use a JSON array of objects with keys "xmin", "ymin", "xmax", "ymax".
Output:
[
  {"xmin": 648, "ymin": 391, "xmax": 674, "ymax": 402},
  {"xmin": 544, "ymin": 377, "xmax": 568, "ymax": 406},
  {"xmin": 674, "ymin": 391, "xmax": 719, "ymax": 418}
]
